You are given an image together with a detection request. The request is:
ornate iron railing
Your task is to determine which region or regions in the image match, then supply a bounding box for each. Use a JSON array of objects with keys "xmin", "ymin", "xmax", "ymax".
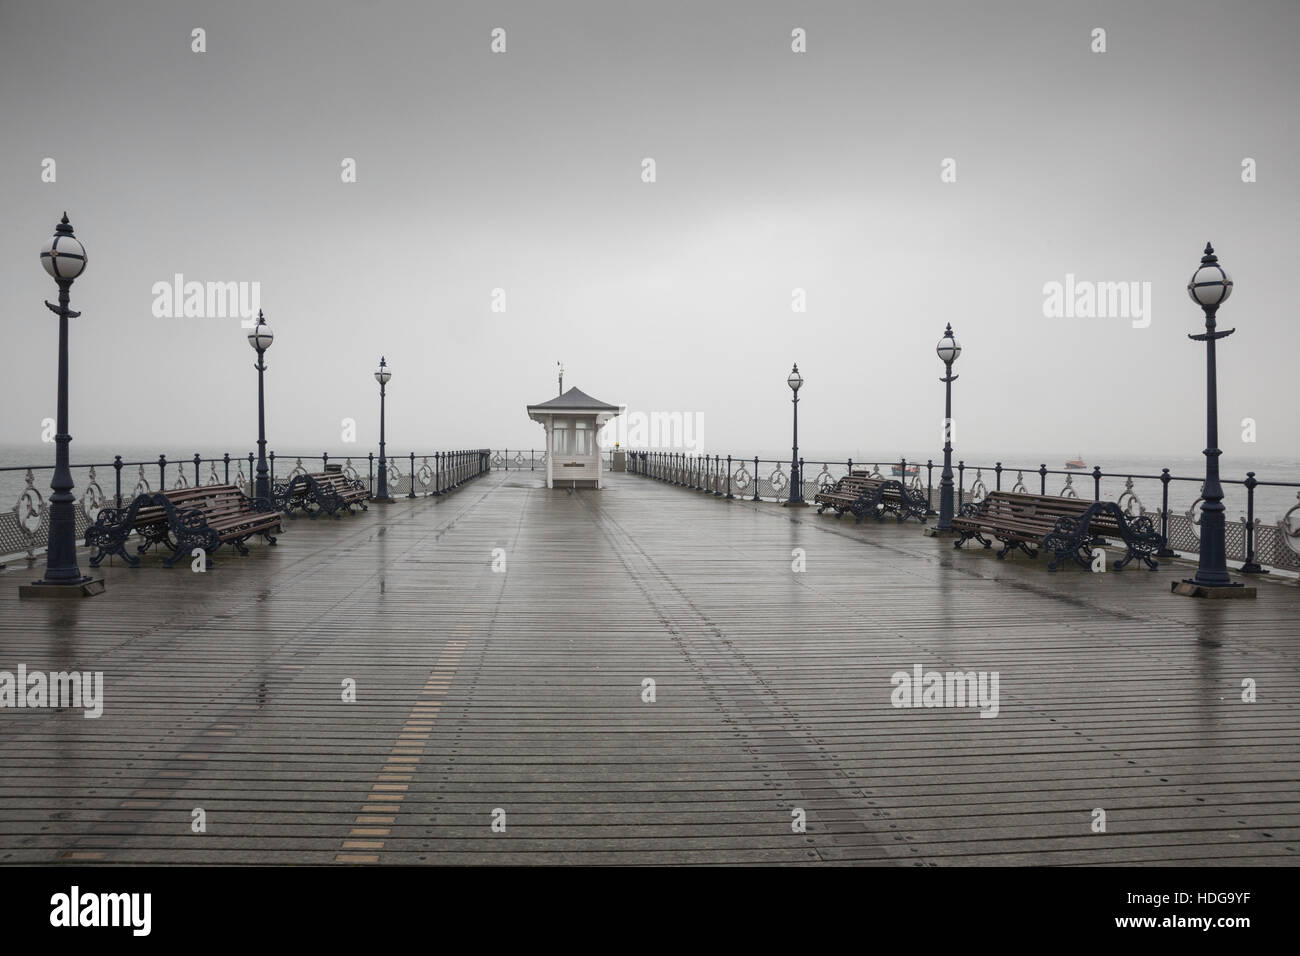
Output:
[
  {"xmin": 0, "ymin": 449, "xmax": 490, "ymax": 567},
  {"xmin": 489, "ymin": 448, "xmax": 620, "ymax": 472},
  {"xmin": 627, "ymin": 451, "xmax": 1300, "ymax": 576}
]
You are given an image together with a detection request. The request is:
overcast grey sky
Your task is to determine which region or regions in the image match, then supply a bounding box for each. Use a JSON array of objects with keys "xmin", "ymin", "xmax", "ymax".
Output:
[{"xmin": 2, "ymin": 0, "xmax": 1297, "ymax": 460}]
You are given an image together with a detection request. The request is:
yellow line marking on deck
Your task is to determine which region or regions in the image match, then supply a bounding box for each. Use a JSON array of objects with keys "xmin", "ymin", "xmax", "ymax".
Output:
[{"xmin": 335, "ymin": 638, "xmax": 463, "ymax": 864}]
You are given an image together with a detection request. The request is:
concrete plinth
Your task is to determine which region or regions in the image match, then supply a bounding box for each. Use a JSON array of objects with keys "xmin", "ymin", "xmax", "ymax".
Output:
[
  {"xmin": 1170, "ymin": 580, "xmax": 1257, "ymax": 599},
  {"xmin": 19, "ymin": 577, "xmax": 105, "ymax": 598}
]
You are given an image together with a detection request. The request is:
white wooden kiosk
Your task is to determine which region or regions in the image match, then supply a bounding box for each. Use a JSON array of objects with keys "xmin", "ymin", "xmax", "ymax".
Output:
[{"xmin": 527, "ymin": 386, "xmax": 622, "ymax": 489}]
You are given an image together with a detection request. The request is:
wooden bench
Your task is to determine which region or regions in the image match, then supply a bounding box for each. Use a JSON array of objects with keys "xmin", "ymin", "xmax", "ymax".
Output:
[
  {"xmin": 86, "ymin": 484, "xmax": 281, "ymax": 568},
  {"xmin": 277, "ymin": 471, "xmax": 370, "ymax": 518},
  {"xmin": 815, "ymin": 472, "xmax": 929, "ymax": 524},
  {"xmin": 952, "ymin": 491, "xmax": 1163, "ymax": 570},
  {"xmin": 815, "ymin": 474, "xmax": 883, "ymax": 518}
]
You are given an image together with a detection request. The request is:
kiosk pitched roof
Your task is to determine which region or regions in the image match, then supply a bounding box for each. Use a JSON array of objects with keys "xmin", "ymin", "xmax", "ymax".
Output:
[{"xmin": 527, "ymin": 386, "xmax": 621, "ymax": 413}]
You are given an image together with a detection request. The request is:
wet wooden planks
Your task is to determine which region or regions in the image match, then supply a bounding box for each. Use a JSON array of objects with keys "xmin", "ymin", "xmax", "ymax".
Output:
[{"xmin": 0, "ymin": 469, "xmax": 1297, "ymax": 865}]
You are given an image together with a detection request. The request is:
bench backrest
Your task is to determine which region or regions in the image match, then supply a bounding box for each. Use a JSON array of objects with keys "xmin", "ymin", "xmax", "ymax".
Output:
[
  {"xmin": 835, "ymin": 475, "xmax": 882, "ymax": 494},
  {"xmin": 979, "ymin": 491, "xmax": 1123, "ymax": 530},
  {"xmin": 160, "ymin": 485, "xmax": 256, "ymax": 517}
]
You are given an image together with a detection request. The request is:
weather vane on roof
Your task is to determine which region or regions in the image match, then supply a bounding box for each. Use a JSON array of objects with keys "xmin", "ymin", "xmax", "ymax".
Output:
[{"xmin": 557, "ymin": 360, "xmax": 564, "ymax": 396}]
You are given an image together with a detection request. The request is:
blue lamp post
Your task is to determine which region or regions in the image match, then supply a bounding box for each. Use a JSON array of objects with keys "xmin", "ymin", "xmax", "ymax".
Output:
[
  {"xmin": 935, "ymin": 324, "xmax": 961, "ymax": 533},
  {"xmin": 247, "ymin": 311, "xmax": 274, "ymax": 503},
  {"xmin": 374, "ymin": 357, "xmax": 393, "ymax": 502},
  {"xmin": 22, "ymin": 213, "xmax": 102, "ymax": 597},
  {"xmin": 1175, "ymin": 243, "xmax": 1255, "ymax": 598},
  {"xmin": 784, "ymin": 364, "xmax": 807, "ymax": 506}
]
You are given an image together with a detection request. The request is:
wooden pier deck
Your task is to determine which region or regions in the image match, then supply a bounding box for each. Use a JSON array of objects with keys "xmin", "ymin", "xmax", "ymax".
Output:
[{"xmin": 1, "ymin": 470, "xmax": 1297, "ymax": 865}]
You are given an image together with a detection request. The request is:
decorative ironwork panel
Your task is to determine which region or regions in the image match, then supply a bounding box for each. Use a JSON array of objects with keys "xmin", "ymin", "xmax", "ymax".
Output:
[
  {"xmin": 1162, "ymin": 511, "xmax": 1199, "ymax": 554},
  {"xmin": 1116, "ymin": 477, "xmax": 1146, "ymax": 516},
  {"xmin": 79, "ymin": 467, "xmax": 106, "ymax": 523}
]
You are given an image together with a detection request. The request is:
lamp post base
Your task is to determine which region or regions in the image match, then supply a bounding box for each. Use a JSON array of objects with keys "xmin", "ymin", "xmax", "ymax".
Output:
[
  {"xmin": 1170, "ymin": 579, "xmax": 1257, "ymax": 599},
  {"xmin": 371, "ymin": 497, "xmax": 397, "ymax": 504},
  {"xmin": 924, "ymin": 526, "xmax": 958, "ymax": 537},
  {"xmin": 20, "ymin": 576, "xmax": 105, "ymax": 599},
  {"xmin": 782, "ymin": 500, "xmax": 809, "ymax": 508}
]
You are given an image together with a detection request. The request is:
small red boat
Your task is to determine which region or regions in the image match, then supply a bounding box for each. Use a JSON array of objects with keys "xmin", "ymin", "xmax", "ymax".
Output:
[{"xmin": 1064, "ymin": 455, "xmax": 1086, "ymax": 470}]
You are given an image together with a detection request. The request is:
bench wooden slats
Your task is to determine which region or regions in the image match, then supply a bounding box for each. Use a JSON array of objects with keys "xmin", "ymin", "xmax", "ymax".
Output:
[
  {"xmin": 814, "ymin": 473, "xmax": 929, "ymax": 524},
  {"xmin": 278, "ymin": 471, "xmax": 370, "ymax": 518},
  {"xmin": 86, "ymin": 484, "xmax": 280, "ymax": 568},
  {"xmin": 952, "ymin": 491, "xmax": 1163, "ymax": 571}
]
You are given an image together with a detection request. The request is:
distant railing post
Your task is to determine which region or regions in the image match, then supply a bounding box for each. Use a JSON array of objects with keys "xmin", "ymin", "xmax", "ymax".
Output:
[
  {"xmin": 323, "ymin": 452, "xmax": 329, "ymax": 471},
  {"xmin": 957, "ymin": 460, "xmax": 965, "ymax": 508},
  {"xmin": 725, "ymin": 455, "xmax": 733, "ymax": 499},
  {"xmin": 752, "ymin": 457, "xmax": 760, "ymax": 502},
  {"xmin": 409, "ymin": 452, "xmax": 417, "ymax": 498},
  {"xmin": 223, "ymin": 452, "xmax": 230, "ymax": 485},
  {"xmin": 994, "ymin": 461, "xmax": 1002, "ymax": 492},
  {"xmin": 368, "ymin": 453, "xmax": 374, "ymax": 496},
  {"xmin": 1241, "ymin": 472, "xmax": 1265, "ymax": 574},
  {"xmin": 926, "ymin": 460, "xmax": 935, "ymax": 513},
  {"xmin": 114, "ymin": 455, "xmax": 123, "ymax": 507},
  {"xmin": 1039, "ymin": 464, "xmax": 1048, "ymax": 495},
  {"xmin": 158, "ymin": 454, "xmax": 167, "ymax": 489},
  {"xmin": 434, "ymin": 452, "xmax": 441, "ymax": 496},
  {"xmin": 1092, "ymin": 466, "xmax": 1102, "ymax": 501},
  {"xmin": 249, "ymin": 453, "xmax": 256, "ymax": 494},
  {"xmin": 193, "ymin": 453, "xmax": 201, "ymax": 486},
  {"xmin": 798, "ymin": 458, "xmax": 805, "ymax": 502}
]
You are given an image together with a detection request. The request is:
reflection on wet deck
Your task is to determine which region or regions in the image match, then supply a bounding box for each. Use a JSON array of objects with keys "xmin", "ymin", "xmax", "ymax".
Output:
[{"xmin": 1, "ymin": 470, "xmax": 1297, "ymax": 865}]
